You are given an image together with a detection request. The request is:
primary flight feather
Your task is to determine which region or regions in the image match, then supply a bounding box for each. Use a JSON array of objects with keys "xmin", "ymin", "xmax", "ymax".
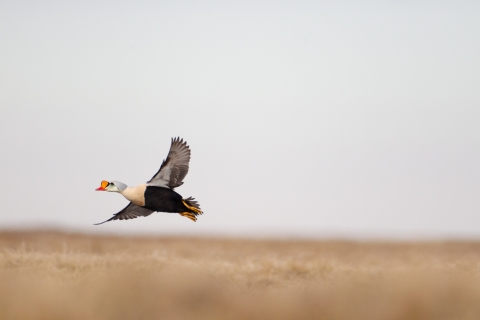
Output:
[{"xmin": 95, "ymin": 137, "xmax": 203, "ymax": 225}]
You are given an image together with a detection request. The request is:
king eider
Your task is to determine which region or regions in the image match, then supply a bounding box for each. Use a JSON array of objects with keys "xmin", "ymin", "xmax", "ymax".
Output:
[{"xmin": 94, "ymin": 137, "xmax": 202, "ymax": 224}]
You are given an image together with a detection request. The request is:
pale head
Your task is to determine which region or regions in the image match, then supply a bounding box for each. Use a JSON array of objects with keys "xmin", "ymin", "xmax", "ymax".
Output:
[{"xmin": 95, "ymin": 180, "xmax": 127, "ymax": 192}]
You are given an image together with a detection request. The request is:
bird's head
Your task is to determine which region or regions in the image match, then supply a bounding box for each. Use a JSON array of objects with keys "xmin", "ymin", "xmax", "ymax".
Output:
[{"xmin": 95, "ymin": 180, "xmax": 127, "ymax": 192}]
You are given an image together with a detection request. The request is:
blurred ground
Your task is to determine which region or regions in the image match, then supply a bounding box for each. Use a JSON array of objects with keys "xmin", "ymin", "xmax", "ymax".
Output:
[{"xmin": 1, "ymin": 230, "xmax": 479, "ymax": 320}]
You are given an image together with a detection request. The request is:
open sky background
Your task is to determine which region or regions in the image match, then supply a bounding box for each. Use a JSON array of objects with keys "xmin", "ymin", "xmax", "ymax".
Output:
[{"xmin": 1, "ymin": 1, "xmax": 479, "ymax": 239}]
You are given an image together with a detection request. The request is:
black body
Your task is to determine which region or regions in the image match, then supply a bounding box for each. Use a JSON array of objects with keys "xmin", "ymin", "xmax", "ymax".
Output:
[{"xmin": 144, "ymin": 186, "xmax": 188, "ymax": 213}]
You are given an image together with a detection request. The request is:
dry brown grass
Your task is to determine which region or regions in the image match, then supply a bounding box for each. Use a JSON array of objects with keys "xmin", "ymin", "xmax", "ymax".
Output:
[{"xmin": 1, "ymin": 231, "xmax": 480, "ymax": 320}]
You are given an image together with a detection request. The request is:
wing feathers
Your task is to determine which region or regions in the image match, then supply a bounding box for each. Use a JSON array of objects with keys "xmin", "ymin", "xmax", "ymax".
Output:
[
  {"xmin": 94, "ymin": 202, "xmax": 154, "ymax": 225},
  {"xmin": 148, "ymin": 137, "xmax": 191, "ymax": 189}
]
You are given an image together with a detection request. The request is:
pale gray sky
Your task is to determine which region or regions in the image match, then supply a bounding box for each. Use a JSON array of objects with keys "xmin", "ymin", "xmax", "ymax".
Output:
[{"xmin": 1, "ymin": 1, "xmax": 479, "ymax": 238}]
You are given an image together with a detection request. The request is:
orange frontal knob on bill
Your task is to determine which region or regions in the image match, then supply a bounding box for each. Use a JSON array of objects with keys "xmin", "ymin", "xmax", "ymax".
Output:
[{"xmin": 95, "ymin": 180, "xmax": 109, "ymax": 191}]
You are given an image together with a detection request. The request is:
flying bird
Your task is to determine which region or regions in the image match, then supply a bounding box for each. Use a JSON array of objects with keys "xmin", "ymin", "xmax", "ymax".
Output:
[{"xmin": 95, "ymin": 137, "xmax": 202, "ymax": 224}]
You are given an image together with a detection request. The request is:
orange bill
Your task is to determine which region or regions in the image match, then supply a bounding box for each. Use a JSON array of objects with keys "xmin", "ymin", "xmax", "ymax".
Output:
[{"xmin": 95, "ymin": 180, "xmax": 109, "ymax": 191}]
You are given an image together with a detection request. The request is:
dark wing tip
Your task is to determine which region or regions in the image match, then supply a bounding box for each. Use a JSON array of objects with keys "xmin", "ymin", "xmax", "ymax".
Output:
[
  {"xmin": 172, "ymin": 136, "xmax": 188, "ymax": 148},
  {"xmin": 93, "ymin": 217, "xmax": 114, "ymax": 225}
]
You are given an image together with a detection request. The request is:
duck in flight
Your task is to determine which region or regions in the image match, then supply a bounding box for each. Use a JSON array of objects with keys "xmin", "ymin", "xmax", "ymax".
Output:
[{"xmin": 95, "ymin": 137, "xmax": 202, "ymax": 225}]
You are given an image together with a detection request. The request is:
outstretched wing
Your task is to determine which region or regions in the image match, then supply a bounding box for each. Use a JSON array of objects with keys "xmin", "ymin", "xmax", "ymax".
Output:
[
  {"xmin": 147, "ymin": 137, "xmax": 191, "ymax": 189},
  {"xmin": 94, "ymin": 202, "xmax": 154, "ymax": 225}
]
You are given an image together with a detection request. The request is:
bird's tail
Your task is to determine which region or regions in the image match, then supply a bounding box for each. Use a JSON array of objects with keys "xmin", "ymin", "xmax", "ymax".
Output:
[{"xmin": 181, "ymin": 197, "xmax": 203, "ymax": 221}]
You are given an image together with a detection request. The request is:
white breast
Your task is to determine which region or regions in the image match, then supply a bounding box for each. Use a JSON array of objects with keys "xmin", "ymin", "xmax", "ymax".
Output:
[{"xmin": 120, "ymin": 184, "xmax": 147, "ymax": 206}]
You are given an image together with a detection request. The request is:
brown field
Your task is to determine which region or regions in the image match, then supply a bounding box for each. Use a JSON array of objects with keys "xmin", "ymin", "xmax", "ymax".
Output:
[{"xmin": 1, "ymin": 231, "xmax": 480, "ymax": 320}]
